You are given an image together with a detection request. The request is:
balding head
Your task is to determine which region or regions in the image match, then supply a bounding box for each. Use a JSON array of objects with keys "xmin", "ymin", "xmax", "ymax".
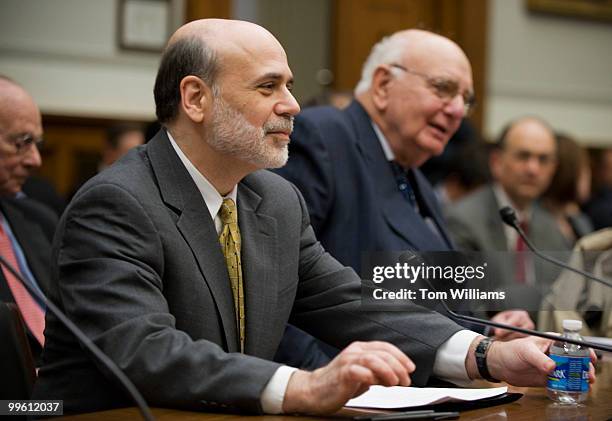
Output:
[
  {"xmin": 154, "ymin": 19, "xmax": 285, "ymax": 125},
  {"xmin": 355, "ymin": 29, "xmax": 470, "ymax": 95},
  {"xmin": 0, "ymin": 76, "xmax": 43, "ymax": 195},
  {"xmin": 491, "ymin": 116, "xmax": 558, "ymax": 210},
  {"xmin": 153, "ymin": 19, "xmax": 299, "ymax": 187},
  {"xmin": 355, "ymin": 29, "xmax": 473, "ymax": 168},
  {"xmin": 170, "ymin": 19, "xmax": 282, "ymax": 57}
]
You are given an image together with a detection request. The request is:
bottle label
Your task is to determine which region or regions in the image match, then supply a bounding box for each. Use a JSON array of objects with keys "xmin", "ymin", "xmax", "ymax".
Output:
[{"xmin": 547, "ymin": 355, "xmax": 589, "ymax": 392}]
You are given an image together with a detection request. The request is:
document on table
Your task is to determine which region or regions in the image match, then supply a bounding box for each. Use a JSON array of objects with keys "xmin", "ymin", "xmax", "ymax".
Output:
[{"xmin": 346, "ymin": 386, "xmax": 508, "ymax": 409}]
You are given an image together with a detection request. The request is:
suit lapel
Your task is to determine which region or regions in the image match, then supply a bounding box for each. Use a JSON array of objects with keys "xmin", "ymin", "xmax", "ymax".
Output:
[
  {"xmin": 410, "ymin": 170, "xmax": 453, "ymax": 249},
  {"xmin": 147, "ymin": 131, "xmax": 238, "ymax": 352},
  {"xmin": 0, "ymin": 199, "xmax": 51, "ymax": 295},
  {"xmin": 237, "ymin": 176, "xmax": 278, "ymax": 357},
  {"xmin": 346, "ymin": 102, "xmax": 449, "ymax": 251}
]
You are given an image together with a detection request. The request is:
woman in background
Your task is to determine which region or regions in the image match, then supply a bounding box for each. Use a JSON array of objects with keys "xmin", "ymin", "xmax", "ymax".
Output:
[{"xmin": 543, "ymin": 133, "xmax": 593, "ymax": 244}]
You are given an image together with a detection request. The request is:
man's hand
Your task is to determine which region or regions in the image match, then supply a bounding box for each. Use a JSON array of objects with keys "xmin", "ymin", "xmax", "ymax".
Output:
[
  {"xmin": 282, "ymin": 341, "xmax": 415, "ymax": 414},
  {"xmin": 467, "ymin": 336, "xmax": 597, "ymax": 387},
  {"xmin": 490, "ymin": 310, "xmax": 535, "ymax": 341}
]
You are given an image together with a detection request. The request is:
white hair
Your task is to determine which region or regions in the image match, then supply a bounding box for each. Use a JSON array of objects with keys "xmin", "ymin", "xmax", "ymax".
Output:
[{"xmin": 354, "ymin": 33, "xmax": 410, "ymax": 95}]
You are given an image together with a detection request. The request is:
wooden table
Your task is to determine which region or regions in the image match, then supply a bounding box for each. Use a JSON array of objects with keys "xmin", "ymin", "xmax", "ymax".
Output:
[{"xmin": 59, "ymin": 358, "xmax": 612, "ymax": 421}]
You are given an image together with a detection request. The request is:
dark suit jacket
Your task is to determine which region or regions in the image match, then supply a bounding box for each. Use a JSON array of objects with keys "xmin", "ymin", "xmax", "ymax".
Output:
[
  {"xmin": 33, "ymin": 130, "xmax": 463, "ymax": 415},
  {"xmin": 275, "ymin": 101, "xmax": 453, "ymax": 276},
  {"xmin": 272, "ymin": 101, "xmax": 485, "ymax": 360},
  {"xmin": 0, "ymin": 197, "xmax": 56, "ymax": 361}
]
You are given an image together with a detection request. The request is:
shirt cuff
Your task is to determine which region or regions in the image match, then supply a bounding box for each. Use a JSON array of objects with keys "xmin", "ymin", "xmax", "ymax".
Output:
[
  {"xmin": 433, "ymin": 329, "xmax": 480, "ymax": 385},
  {"xmin": 260, "ymin": 366, "xmax": 298, "ymax": 414}
]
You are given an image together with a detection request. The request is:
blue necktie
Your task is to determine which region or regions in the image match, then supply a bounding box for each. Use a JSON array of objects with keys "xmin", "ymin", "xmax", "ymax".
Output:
[{"xmin": 390, "ymin": 162, "xmax": 417, "ymax": 209}]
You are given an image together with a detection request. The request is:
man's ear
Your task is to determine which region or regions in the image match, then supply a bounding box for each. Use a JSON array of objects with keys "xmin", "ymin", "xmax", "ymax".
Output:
[
  {"xmin": 179, "ymin": 75, "xmax": 213, "ymax": 124},
  {"xmin": 489, "ymin": 149, "xmax": 502, "ymax": 180},
  {"xmin": 371, "ymin": 66, "xmax": 394, "ymax": 111}
]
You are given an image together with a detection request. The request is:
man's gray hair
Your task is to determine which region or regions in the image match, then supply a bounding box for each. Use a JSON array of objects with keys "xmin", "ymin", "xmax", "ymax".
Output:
[{"xmin": 354, "ymin": 33, "xmax": 409, "ymax": 95}]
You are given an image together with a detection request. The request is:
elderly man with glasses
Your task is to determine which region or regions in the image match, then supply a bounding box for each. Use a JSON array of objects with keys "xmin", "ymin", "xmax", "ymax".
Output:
[
  {"xmin": 0, "ymin": 75, "xmax": 55, "ymax": 363},
  {"xmin": 273, "ymin": 30, "xmax": 535, "ymax": 367}
]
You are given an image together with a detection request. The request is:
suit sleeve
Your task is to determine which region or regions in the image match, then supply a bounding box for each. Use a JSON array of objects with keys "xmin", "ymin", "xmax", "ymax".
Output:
[
  {"xmin": 274, "ymin": 114, "xmax": 334, "ymax": 233},
  {"xmin": 287, "ymin": 184, "xmax": 465, "ymax": 386},
  {"xmin": 54, "ymin": 183, "xmax": 281, "ymax": 413}
]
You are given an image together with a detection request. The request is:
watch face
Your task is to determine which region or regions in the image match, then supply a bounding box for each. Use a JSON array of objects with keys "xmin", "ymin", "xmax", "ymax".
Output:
[{"xmin": 476, "ymin": 338, "xmax": 490, "ymax": 356}]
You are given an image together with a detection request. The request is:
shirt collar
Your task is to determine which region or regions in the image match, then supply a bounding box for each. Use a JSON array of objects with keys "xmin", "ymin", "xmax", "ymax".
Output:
[
  {"xmin": 371, "ymin": 121, "xmax": 396, "ymax": 162},
  {"xmin": 166, "ymin": 129, "xmax": 237, "ymax": 222},
  {"xmin": 492, "ymin": 183, "xmax": 532, "ymax": 223}
]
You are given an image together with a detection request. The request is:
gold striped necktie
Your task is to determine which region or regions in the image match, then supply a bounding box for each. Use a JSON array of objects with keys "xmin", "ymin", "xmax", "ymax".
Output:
[{"xmin": 218, "ymin": 198, "xmax": 245, "ymax": 353}]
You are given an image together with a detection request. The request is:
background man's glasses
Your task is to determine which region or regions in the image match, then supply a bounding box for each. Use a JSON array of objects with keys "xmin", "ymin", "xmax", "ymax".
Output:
[
  {"xmin": 0, "ymin": 132, "xmax": 44, "ymax": 154},
  {"xmin": 390, "ymin": 63, "xmax": 476, "ymax": 115}
]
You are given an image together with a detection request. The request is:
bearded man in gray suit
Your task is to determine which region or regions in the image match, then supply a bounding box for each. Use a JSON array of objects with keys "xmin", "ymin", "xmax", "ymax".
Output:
[{"xmin": 34, "ymin": 20, "xmax": 582, "ymax": 416}]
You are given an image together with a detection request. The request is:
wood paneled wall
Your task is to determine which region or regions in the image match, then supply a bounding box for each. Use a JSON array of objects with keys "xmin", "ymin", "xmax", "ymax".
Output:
[
  {"xmin": 37, "ymin": 116, "xmax": 147, "ymax": 197},
  {"xmin": 185, "ymin": 0, "xmax": 231, "ymax": 21}
]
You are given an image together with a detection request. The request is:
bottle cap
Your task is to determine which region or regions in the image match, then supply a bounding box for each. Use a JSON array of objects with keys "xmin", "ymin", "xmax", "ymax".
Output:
[{"xmin": 562, "ymin": 319, "xmax": 582, "ymax": 331}]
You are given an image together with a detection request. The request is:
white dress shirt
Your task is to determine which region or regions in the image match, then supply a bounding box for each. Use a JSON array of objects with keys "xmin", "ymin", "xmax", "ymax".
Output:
[{"xmin": 168, "ymin": 129, "xmax": 477, "ymax": 414}]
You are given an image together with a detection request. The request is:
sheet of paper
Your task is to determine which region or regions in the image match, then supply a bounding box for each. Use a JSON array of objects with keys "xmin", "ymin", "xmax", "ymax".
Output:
[{"xmin": 346, "ymin": 386, "xmax": 508, "ymax": 409}]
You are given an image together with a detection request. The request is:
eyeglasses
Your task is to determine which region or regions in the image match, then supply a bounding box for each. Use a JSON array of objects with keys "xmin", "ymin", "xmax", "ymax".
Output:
[
  {"xmin": 0, "ymin": 132, "xmax": 44, "ymax": 154},
  {"xmin": 390, "ymin": 64, "xmax": 476, "ymax": 115}
]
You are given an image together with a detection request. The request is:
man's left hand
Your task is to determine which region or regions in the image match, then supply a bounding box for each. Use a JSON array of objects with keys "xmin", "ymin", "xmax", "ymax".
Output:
[{"xmin": 485, "ymin": 336, "xmax": 597, "ymax": 387}]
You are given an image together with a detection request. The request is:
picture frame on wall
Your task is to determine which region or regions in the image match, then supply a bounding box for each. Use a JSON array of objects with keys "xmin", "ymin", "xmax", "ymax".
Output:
[
  {"xmin": 117, "ymin": 0, "xmax": 172, "ymax": 52},
  {"xmin": 527, "ymin": 0, "xmax": 612, "ymax": 22}
]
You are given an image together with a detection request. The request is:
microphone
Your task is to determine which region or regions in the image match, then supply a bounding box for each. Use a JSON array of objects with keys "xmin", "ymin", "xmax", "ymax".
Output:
[
  {"xmin": 499, "ymin": 206, "xmax": 612, "ymax": 289},
  {"xmin": 398, "ymin": 252, "xmax": 612, "ymax": 353},
  {"xmin": 0, "ymin": 255, "xmax": 155, "ymax": 421}
]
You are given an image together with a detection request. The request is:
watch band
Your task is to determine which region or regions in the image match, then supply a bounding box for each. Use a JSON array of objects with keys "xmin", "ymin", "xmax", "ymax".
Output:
[{"xmin": 475, "ymin": 337, "xmax": 500, "ymax": 383}]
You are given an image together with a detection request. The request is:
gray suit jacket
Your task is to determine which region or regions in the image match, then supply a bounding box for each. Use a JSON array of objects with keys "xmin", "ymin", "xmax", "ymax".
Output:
[
  {"xmin": 445, "ymin": 185, "xmax": 571, "ymax": 309},
  {"xmin": 33, "ymin": 130, "xmax": 463, "ymax": 414}
]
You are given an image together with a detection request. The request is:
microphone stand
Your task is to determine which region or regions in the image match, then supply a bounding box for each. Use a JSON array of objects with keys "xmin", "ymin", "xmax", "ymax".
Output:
[
  {"xmin": 0, "ymin": 255, "xmax": 155, "ymax": 421},
  {"xmin": 399, "ymin": 251, "xmax": 612, "ymax": 353},
  {"xmin": 499, "ymin": 206, "xmax": 612, "ymax": 289},
  {"xmin": 444, "ymin": 302, "xmax": 612, "ymax": 353}
]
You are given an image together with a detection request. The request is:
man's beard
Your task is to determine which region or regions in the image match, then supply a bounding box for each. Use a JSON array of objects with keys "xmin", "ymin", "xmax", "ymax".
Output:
[{"xmin": 207, "ymin": 95, "xmax": 293, "ymax": 169}]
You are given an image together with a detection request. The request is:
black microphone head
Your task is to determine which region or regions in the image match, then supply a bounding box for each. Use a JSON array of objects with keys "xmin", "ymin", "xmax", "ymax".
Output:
[{"xmin": 499, "ymin": 206, "xmax": 519, "ymax": 228}]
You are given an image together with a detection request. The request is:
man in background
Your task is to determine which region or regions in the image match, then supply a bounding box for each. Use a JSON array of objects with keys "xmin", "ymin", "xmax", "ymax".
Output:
[
  {"xmin": 68, "ymin": 123, "xmax": 146, "ymax": 199},
  {"xmin": 585, "ymin": 148, "xmax": 612, "ymax": 229},
  {"xmin": 424, "ymin": 120, "xmax": 490, "ymax": 208},
  {"xmin": 275, "ymin": 30, "xmax": 533, "ymax": 341},
  {"xmin": 446, "ymin": 117, "xmax": 570, "ymax": 315},
  {"xmin": 0, "ymin": 75, "xmax": 56, "ymax": 362},
  {"xmin": 100, "ymin": 124, "xmax": 145, "ymax": 169}
]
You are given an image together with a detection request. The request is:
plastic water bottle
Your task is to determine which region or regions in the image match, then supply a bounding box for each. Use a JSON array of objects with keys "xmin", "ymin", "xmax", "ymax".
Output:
[{"xmin": 546, "ymin": 319, "xmax": 590, "ymax": 404}]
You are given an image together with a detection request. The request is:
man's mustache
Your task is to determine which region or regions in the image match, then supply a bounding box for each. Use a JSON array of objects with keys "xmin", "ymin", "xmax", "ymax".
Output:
[{"xmin": 264, "ymin": 117, "xmax": 294, "ymax": 134}]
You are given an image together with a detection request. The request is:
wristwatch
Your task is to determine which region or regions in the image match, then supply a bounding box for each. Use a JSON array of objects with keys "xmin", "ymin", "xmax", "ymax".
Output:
[{"xmin": 475, "ymin": 337, "xmax": 501, "ymax": 383}]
